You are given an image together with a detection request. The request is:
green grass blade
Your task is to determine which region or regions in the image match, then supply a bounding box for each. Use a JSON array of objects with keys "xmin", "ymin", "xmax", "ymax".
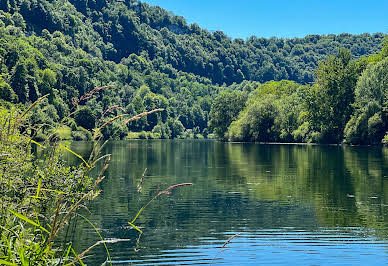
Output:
[
  {"xmin": 0, "ymin": 259, "xmax": 17, "ymax": 265},
  {"xmin": 7, "ymin": 209, "xmax": 49, "ymax": 234},
  {"xmin": 29, "ymin": 196, "xmax": 46, "ymax": 200},
  {"xmin": 28, "ymin": 139, "xmax": 45, "ymax": 148},
  {"xmin": 41, "ymin": 188, "xmax": 67, "ymax": 194},
  {"xmin": 60, "ymin": 144, "xmax": 90, "ymax": 168},
  {"xmin": 128, "ymin": 221, "xmax": 143, "ymax": 234},
  {"xmin": 62, "ymin": 243, "xmax": 72, "ymax": 265},
  {"xmin": 76, "ymin": 214, "xmax": 112, "ymax": 266},
  {"xmin": 67, "ymin": 248, "xmax": 85, "ymax": 266},
  {"xmin": 36, "ymin": 178, "xmax": 42, "ymax": 199},
  {"xmin": 131, "ymin": 207, "xmax": 144, "ymax": 224}
]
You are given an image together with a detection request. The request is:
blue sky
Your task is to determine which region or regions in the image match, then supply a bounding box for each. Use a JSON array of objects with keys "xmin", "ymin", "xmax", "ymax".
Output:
[{"xmin": 142, "ymin": 0, "xmax": 388, "ymax": 39}]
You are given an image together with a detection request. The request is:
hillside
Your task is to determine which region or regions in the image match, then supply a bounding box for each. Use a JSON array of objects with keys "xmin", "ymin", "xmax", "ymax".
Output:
[
  {"xmin": 2, "ymin": 0, "xmax": 385, "ymax": 85},
  {"xmin": 0, "ymin": 0, "xmax": 386, "ymax": 142}
]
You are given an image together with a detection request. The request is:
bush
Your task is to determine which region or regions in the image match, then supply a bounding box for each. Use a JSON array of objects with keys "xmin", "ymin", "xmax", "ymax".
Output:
[
  {"xmin": 71, "ymin": 126, "xmax": 92, "ymax": 141},
  {"xmin": 138, "ymin": 131, "xmax": 148, "ymax": 139},
  {"xmin": 54, "ymin": 125, "xmax": 72, "ymax": 140},
  {"xmin": 74, "ymin": 106, "xmax": 96, "ymax": 130}
]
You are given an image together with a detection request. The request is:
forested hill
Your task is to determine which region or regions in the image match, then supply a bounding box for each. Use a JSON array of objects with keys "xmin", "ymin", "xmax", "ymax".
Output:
[
  {"xmin": 0, "ymin": 0, "xmax": 386, "ymax": 143},
  {"xmin": 2, "ymin": 0, "xmax": 384, "ymax": 85}
]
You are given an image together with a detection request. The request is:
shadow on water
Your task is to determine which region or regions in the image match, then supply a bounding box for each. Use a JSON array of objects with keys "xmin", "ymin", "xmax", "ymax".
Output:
[{"xmin": 58, "ymin": 140, "xmax": 388, "ymax": 265}]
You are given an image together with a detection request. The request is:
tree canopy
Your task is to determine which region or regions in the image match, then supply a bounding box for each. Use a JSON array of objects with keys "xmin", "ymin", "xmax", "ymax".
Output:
[{"xmin": 0, "ymin": 1, "xmax": 387, "ymax": 143}]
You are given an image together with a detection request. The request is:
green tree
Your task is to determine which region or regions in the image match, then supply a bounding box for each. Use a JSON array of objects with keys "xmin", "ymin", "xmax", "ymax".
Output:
[
  {"xmin": 307, "ymin": 48, "xmax": 359, "ymax": 143},
  {"xmin": 228, "ymin": 95, "xmax": 279, "ymax": 142},
  {"xmin": 344, "ymin": 57, "xmax": 388, "ymax": 144},
  {"xmin": 208, "ymin": 90, "xmax": 248, "ymax": 140},
  {"xmin": 74, "ymin": 106, "xmax": 96, "ymax": 130},
  {"xmin": 10, "ymin": 61, "xmax": 28, "ymax": 103},
  {"xmin": 0, "ymin": 75, "xmax": 16, "ymax": 102},
  {"xmin": 227, "ymin": 81, "xmax": 307, "ymax": 142},
  {"xmin": 167, "ymin": 118, "xmax": 184, "ymax": 138}
]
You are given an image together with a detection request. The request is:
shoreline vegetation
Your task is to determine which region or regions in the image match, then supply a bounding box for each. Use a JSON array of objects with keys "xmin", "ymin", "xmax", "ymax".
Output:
[
  {"xmin": 0, "ymin": 88, "xmax": 165, "ymax": 264},
  {"xmin": 0, "ymin": 100, "xmax": 110, "ymax": 265}
]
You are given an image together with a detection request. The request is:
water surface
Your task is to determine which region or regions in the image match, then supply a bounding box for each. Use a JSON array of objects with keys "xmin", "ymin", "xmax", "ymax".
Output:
[{"xmin": 65, "ymin": 140, "xmax": 388, "ymax": 265}]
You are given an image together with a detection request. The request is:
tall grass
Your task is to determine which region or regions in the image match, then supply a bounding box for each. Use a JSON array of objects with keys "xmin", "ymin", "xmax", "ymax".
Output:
[
  {"xmin": 0, "ymin": 101, "xmax": 111, "ymax": 265},
  {"xmin": 128, "ymin": 179, "xmax": 193, "ymax": 250},
  {"xmin": 0, "ymin": 87, "xmax": 165, "ymax": 265}
]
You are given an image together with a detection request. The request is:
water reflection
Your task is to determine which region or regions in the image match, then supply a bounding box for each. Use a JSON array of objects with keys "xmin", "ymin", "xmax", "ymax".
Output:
[{"xmin": 62, "ymin": 141, "xmax": 388, "ymax": 265}]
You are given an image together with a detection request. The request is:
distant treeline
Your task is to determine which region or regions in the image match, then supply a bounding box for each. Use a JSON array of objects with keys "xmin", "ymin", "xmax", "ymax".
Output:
[{"xmin": 0, "ymin": 0, "xmax": 387, "ymax": 143}]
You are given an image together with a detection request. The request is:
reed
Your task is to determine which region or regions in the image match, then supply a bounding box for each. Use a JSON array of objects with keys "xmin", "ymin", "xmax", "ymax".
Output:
[
  {"xmin": 0, "ymin": 100, "xmax": 113, "ymax": 265},
  {"xmin": 0, "ymin": 88, "xmax": 167, "ymax": 265},
  {"xmin": 210, "ymin": 233, "xmax": 241, "ymax": 265},
  {"xmin": 129, "ymin": 182, "xmax": 193, "ymax": 234}
]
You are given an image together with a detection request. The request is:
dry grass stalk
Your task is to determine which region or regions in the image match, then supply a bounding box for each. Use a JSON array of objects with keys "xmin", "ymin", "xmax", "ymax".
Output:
[
  {"xmin": 166, "ymin": 183, "xmax": 193, "ymax": 191},
  {"xmin": 130, "ymin": 183, "xmax": 193, "ymax": 228},
  {"xmin": 79, "ymin": 85, "xmax": 114, "ymax": 102},
  {"xmin": 210, "ymin": 233, "xmax": 241, "ymax": 265},
  {"xmin": 48, "ymin": 195, "xmax": 63, "ymax": 244},
  {"xmin": 94, "ymin": 108, "xmax": 164, "ymax": 139},
  {"xmin": 67, "ymin": 238, "xmax": 130, "ymax": 265},
  {"xmin": 157, "ymin": 183, "xmax": 193, "ymax": 196},
  {"xmin": 55, "ymin": 156, "xmax": 110, "ymax": 235},
  {"xmin": 102, "ymin": 105, "xmax": 125, "ymax": 117},
  {"xmin": 123, "ymin": 108, "xmax": 164, "ymax": 125},
  {"xmin": 222, "ymin": 233, "xmax": 240, "ymax": 248},
  {"xmin": 93, "ymin": 114, "xmax": 130, "ymax": 139},
  {"xmin": 137, "ymin": 168, "xmax": 148, "ymax": 193},
  {"xmin": 67, "ymin": 240, "xmax": 104, "ymax": 265},
  {"xmin": 14, "ymin": 94, "xmax": 49, "ymax": 129}
]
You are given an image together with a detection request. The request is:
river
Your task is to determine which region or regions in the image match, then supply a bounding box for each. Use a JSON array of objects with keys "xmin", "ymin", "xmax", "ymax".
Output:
[{"xmin": 63, "ymin": 140, "xmax": 388, "ymax": 265}]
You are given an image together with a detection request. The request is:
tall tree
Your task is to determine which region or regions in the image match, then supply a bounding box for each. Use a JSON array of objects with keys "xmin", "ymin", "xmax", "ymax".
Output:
[
  {"xmin": 344, "ymin": 57, "xmax": 388, "ymax": 144},
  {"xmin": 208, "ymin": 90, "xmax": 248, "ymax": 140},
  {"xmin": 307, "ymin": 48, "xmax": 359, "ymax": 143},
  {"xmin": 10, "ymin": 61, "xmax": 28, "ymax": 103}
]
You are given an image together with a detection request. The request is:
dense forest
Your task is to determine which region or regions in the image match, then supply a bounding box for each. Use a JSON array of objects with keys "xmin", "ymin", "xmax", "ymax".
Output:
[{"xmin": 0, "ymin": 0, "xmax": 387, "ymax": 144}]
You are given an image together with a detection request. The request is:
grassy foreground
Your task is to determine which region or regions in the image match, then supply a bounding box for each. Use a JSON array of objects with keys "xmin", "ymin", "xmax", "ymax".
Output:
[
  {"xmin": 0, "ymin": 100, "xmax": 114, "ymax": 265},
  {"xmin": 0, "ymin": 89, "xmax": 166, "ymax": 265}
]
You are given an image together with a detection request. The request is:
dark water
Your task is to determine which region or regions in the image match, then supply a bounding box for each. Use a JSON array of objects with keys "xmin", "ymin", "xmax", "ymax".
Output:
[{"xmin": 64, "ymin": 140, "xmax": 388, "ymax": 265}]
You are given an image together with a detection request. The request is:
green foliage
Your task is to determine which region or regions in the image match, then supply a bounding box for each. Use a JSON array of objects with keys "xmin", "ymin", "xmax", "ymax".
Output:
[
  {"xmin": 71, "ymin": 126, "xmax": 92, "ymax": 141},
  {"xmin": 306, "ymin": 48, "xmax": 359, "ymax": 143},
  {"xmin": 0, "ymin": 75, "xmax": 16, "ymax": 102},
  {"xmin": 101, "ymin": 120, "xmax": 128, "ymax": 140},
  {"xmin": 74, "ymin": 106, "xmax": 96, "ymax": 131},
  {"xmin": 0, "ymin": 1, "xmax": 386, "ymax": 143},
  {"xmin": 344, "ymin": 57, "xmax": 388, "ymax": 144},
  {"xmin": 54, "ymin": 125, "xmax": 72, "ymax": 140},
  {"xmin": 0, "ymin": 105, "xmax": 107, "ymax": 265},
  {"xmin": 229, "ymin": 95, "xmax": 279, "ymax": 142},
  {"xmin": 208, "ymin": 90, "xmax": 248, "ymax": 140},
  {"xmin": 227, "ymin": 80, "xmax": 308, "ymax": 142},
  {"xmin": 167, "ymin": 118, "xmax": 184, "ymax": 138}
]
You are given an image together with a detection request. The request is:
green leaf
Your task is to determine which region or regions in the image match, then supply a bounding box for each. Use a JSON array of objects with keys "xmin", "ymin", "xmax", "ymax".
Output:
[
  {"xmin": 7, "ymin": 209, "xmax": 49, "ymax": 234},
  {"xmin": 41, "ymin": 188, "xmax": 67, "ymax": 194},
  {"xmin": 0, "ymin": 259, "xmax": 17, "ymax": 265},
  {"xmin": 131, "ymin": 207, "xmax": 144, "ymax": 224},
  {"xmin": 128, "ymin": 221, "xmax": 143, "ymax": 234},
  {"xmin": 76, "ymin": 214, "xmax": 112, "ymax": 266},
  {"xmin": 35, "ymin": 178, "xmax": 42, "ymax": 199},
  {"xmin": 63, "ymin": 243, "xmax": 72, "ymax": 265},
  {"xmin": 60, "ymin": 144, "xmax": 90, "ymax": 168},
  {"xmin": 29, "ymin": 139, "xmax": 45, "ymax": 148},
  {"xmin": 68, "ymin": 248, "xmax": 85, "ymax": 266}
]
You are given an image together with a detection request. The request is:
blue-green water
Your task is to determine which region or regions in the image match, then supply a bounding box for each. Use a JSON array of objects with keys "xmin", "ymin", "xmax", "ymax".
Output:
[{"xmin": 65, "ymin": 140, "xmax": 388, "ymax": 265}]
